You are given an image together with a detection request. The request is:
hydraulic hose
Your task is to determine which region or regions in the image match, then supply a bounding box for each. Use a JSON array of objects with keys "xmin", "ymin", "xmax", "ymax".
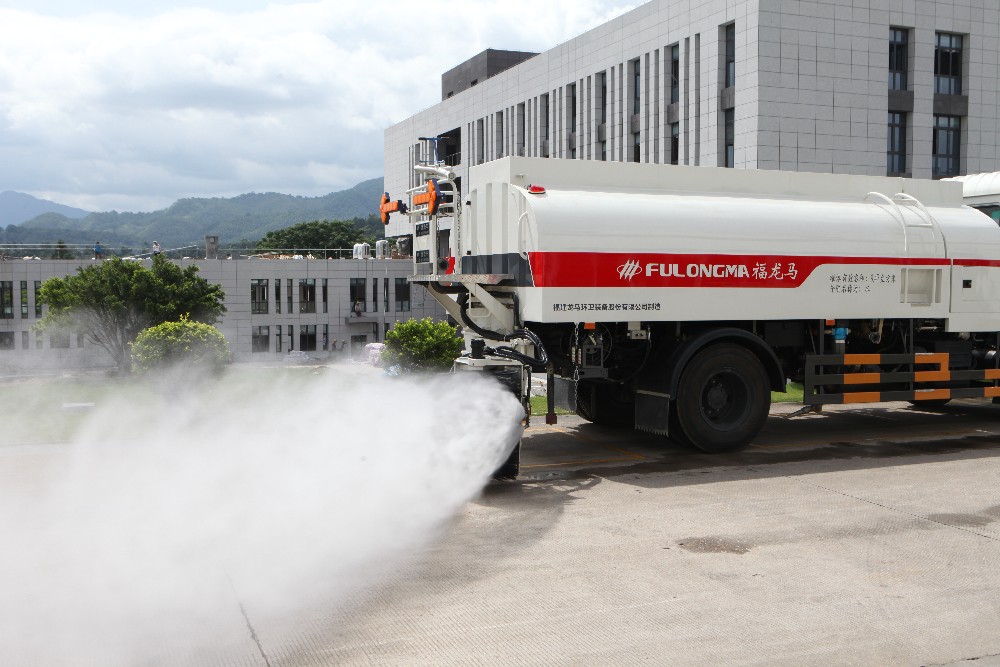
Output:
[{"xmin": 457, "ymin": 292, "xmax": 549, "ymax": 371}]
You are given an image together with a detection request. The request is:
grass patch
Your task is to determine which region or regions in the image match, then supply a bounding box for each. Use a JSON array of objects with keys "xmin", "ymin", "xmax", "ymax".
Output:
[
  {"xmin": 772, "ymin": 382, "xmax": 804, "ymax": 404},
  {"xmin": 529, "ymin": 395, "xmax": 573, "ymax": 416}
]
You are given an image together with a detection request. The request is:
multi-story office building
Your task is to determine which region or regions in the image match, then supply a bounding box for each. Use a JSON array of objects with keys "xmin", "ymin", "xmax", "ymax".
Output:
[
  {"xmin": 384, "ymin": 0, "xmax": 1000, "ymax": 239},
  {"xmin": 0, "ymin": 256, "xmax": 444, "ymax": 370}
]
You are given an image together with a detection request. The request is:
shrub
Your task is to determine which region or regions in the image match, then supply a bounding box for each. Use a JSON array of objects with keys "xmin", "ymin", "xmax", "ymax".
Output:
[
  {"xmin": 382, "ymin": 318, "xmax": 464, "ymax": 373},
  {"xmin": 131, "ymin": 316, "xmax": 231, "ymax": 374}
]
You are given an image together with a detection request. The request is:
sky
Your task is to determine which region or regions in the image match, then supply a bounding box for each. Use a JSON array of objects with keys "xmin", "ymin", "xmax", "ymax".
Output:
[{"xmin": 0, "ymin": 0, "xmax": 640, "ymax": 213}]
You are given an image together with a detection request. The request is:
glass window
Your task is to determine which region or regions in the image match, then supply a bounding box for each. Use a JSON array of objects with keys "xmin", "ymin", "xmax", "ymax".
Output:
[
  {"xmin": 286, "ymin": 279, "xmax": 292, "ymax": 314},
  {"xmin": 632, "ymin": 59, "xmax": 640, "ymax": 115},
  {"xmin": 670, "ymin": 44, "xmax": 680, "ymax": 104},
  {"xmin": 22, "ymin": 331, "xmax": 28, "ymax": 349},
  {"xmin": 350, "ymin": 278, "xmax": 367, "ymax": 313},
  {"xmin": 383, "ymin": 278, "xmax": 389, "ymax": 312},
  {"xmin": 288, "ymin": 325, "xmax": 294, "ymax": 351},
  {"xmin": 598, "ymin": 72, "xmax": 607, "ymax": 125},
  {"xmin": 724, "ymin": 24, "xmax": 736, "ymax": 88},
  {"xmin": 322, "ymin": 278, "xmax": 328, "ymax": 314},
  {"xmin": 322, "ymin": 324, "xmax": 329, "ymax": 350},
  {"xmin": 540, "ymin": 93, "xmax": 550, "ymax": 155},
  {"xmin": 275, "ymin": 279, "xmax": 281, "ymax": 314},
  {"xmin": 299, "ymin": 278, "xmax": 315, "ymax": 314},
  {"xmin": 724, "ymin": 109, "xmax": 735, "ymax": 168},
  {"xmin": 889, "ymin": 28, "xmax": 908, "ymax": 90},
  {"xmin": 251, "ymin": 279, "xmax": 269, "ymax": 314},
  {"xmin": 568, "ymin": 83, "xmax": 577, "ymax": 133},
  {"xmin": 299, "ymin": 324, "xmax": 317, "ymax": 352},
  {"xmin": 394, "ymin": 278, "xmax": 410, "ymax": 312},
  {"xmin": 0, "ymin": 332, "xmax": 13, "ymax": 350},
  {"xmin": 887, "ymin": 111, "xmax": 907, "ymax": 175},
  {"xmin": 51, "ymin": 331, "xmax": 70, "ymax": 348},
  {"xmin": 633, "ymin": 132, "xmax": 641, "ymax": 163},
  {"xmin": 276, "ymin": 325, "xmax": 282, "ymax": 353},
  {"xmin": 932, "ymin": 115, "xmax": 961, "ymax": 177},
  {"xmin": 670, "ymin": 123, "xmax": 679, "ymax": 165},
  {"xmin": 0, "ymin": 282, "xmax": 13, "ymax": 319},
  {"xmin": 372, "ymin": 277, "xmax": 379, "ymax": 313},
  {"xmin": 935, "ymin": 33, "xmax": 963, "ymax": 95},
  {"xmin": 34, "ymin": 281, "xmax": 41, "ymax": 317},
  {"xmin": 251, "ymin": 326, "xmax": 270, "ymax": 353},
  {"xmin": 20, "ymin": 281, "xmax": 28, "ymax": 318}
]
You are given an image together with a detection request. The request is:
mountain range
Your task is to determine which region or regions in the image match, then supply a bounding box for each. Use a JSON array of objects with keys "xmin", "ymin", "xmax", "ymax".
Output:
[
  {"xmin": 0, "ymin": 178, "xmax": 385, "ymax": 248},
  {"xmin": 0, "ymin": 191, "xmax": 91, "ymax": 226}
]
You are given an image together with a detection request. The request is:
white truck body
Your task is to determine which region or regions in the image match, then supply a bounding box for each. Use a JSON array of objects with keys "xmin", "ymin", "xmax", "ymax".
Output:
[
  {"xmin": 457, "ymin": 157, "xmax": 1000, "ymax": 331},
  {"xmin": 389, "ymin": 155, "xmax": 1000, "ymax": 472}
]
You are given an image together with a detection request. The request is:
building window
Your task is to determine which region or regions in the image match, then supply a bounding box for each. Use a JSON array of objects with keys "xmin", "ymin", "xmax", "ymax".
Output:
[
  {"xmin": 670, "ymin": 122, "xmax": 679, "ymax": 165},
  {"xmin": 516, "ymin": 102, "xmax": 526, "ymax": 156},
  {"xmin": 724, "ymin": 23, "xmax": 736, "ymax": 88},
  {"xmin": 670, "ymin": 44, "xmax": 680, "ymax": 103},
  {"xmin": 20, "ymin": 281, "xmax": 28, "ymax": 318},
  {"xmin": 0, "ymin": 282, "xmax": 13, "ymax": 319},
  {"xmin": 932, "ymin": 115, "xmax": 961, "ymax": 177},
  {"xmin": 275, "ymin": 279, "xmax": 281, "ymax": 314},
  {"xmin": 631, "ymin": 59, "xmax": 640, "ymax": 115},
  {"xmin": 383, "ymin": 278, "xmax": 389, "ymax": 312},
  {"xmin": 350, "ymin": 278, "xmax": 367, "ymax": 313},
  {"xmin": 540, "ymin": 93, "xmax": 550, "ymax": 156},
  {"xmin": 287, "ymin": 325, "xmax": 294, "ymax": 351},
  {"xmin": 22, "ymin": 331, "xmax": 28, "ymax": 349},
  {"xmin": 51, "ymin": 331, "xmax": 70, "ymax": 349},
  {"xmin": 251, "ymin": 279, "xmax": 269, "ymax": 314},
  {"xmin": 598, "ymin": 72, "xmax": 607, "ymax": 124},
  {"xmin": 889, "ymin": 28, "xmax": 908, "ymax": 90},
  {"xmin": 252, "ymin": 326, "xmax": 270, "ymax": 353},
  {"xmin": 299, "ymin": 324, "xmax": 317, "ymax": 352},
  {"xmin": 276, "ymin": 325, "xmax": 282, "ymax": 353},
  {"xmin": 34, "ymin": 281, "xmax": 41, "ymax": 317},
  {"xmin": 322, "ymin": 278, "xmax": 328, "ymax": 314},
  {"xmin": 77, "ymin": 332, "xmax": 83, "ymax": 348},
  {"xmin": 935, "ymin": 33, "xmax": 963, "ymax": 95},
  {"xmin": 0, "ymin": 332, "xmax": 13, "ymax": 350},
  {"xmin": 394, "ymin": 278, "xmax": 410, "ymax": 312},
  {"xmin": 299, "ymin": 278, "xmax": 315, "ymax": 314},
  {"xmin": 724, "ymin": 109, "xmax": 735, "ymax": 168},
  {"xmin": 286, "ymin": 279, "xmax": 292, "ymax": 314},
  {"xmin": 887, "ymin": 112, "xmax": 907, "ymax": 175}
]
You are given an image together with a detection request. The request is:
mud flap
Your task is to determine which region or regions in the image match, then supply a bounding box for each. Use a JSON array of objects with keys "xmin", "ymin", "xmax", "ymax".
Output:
[{"xmin": 635, "ymin": 389, "xmax": 670, "ymax": 436}]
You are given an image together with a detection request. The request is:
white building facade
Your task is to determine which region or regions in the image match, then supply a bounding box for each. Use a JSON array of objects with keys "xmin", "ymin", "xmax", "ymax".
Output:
[
  {"xmin": 384, "ymin": 0, "xmax": 1000, "ymax": 238},
  {"xmin": 0, "ymin": 257, "xmax": 444, "ymax": 370}
]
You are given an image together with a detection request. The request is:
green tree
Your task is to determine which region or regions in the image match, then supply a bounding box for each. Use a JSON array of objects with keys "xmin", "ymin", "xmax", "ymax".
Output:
[
  {"xmin": 131, "ymin": 316, "xmax": 231, "ymax": 374},
  {"xmin": 51, "ymin": 240, "xmax": 75, "ymax": 260},
  {"xmin": 256, "ymin": 219, "xmax": 375, "ymax": 254},
  {"xmin": 37, "ymin": 255, "xmax": 226, "ymax": 370},
  {"xmin": 382, "ymin": 318, "xmax": 464, "ymax": 373}
]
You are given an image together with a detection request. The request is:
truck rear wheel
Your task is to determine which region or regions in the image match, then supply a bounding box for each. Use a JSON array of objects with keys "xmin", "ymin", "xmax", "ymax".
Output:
[{"xmin": 674, "ymin": 343, "xmax": 770, "ymax": 453}]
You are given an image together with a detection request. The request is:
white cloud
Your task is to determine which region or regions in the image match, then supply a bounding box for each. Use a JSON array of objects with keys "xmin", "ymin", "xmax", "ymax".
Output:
[{"xmin": 0, "ymin": 1, "xmax": 640, "ymax": 211}]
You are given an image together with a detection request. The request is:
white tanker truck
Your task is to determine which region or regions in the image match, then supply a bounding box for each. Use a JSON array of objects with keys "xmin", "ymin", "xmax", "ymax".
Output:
[{"xmin": 381, "ymin": 155, "xmax": 1000, "ymax": 478}]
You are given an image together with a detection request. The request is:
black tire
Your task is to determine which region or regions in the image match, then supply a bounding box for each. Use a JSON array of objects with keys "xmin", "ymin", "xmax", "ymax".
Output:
[
  {"xmin": 493, "ymin": 441, "xmax": 520, "ymax": 480},
  {"xmin": 574, "ymin": 382, "xmax": 634, "ymax": 426},
  {"xmin": 486, "ymin": 366, "xmax": 526, "ymax": 480},
  {"xmin": 674, "ymin": 343, "xmax": 770, "ymax": 453}
]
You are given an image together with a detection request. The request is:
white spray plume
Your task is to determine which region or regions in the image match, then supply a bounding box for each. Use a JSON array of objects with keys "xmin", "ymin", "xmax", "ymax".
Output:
[{"xmin": 0, "ymin": 367, "xmax": 522, "ymax": 665}]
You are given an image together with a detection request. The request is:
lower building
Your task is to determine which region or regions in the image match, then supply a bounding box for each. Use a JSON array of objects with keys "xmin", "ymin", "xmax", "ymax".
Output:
[{"xmin": 0, "ymin": 256, "xmax": 444, "ymax": 371}]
